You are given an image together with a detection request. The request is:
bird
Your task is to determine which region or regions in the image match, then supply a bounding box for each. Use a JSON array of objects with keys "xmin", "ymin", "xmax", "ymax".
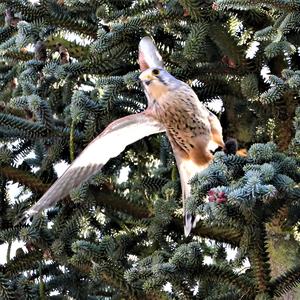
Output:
[{"xmin": 22, "ymin": 37, "xmax": 224, "ymax": 236}]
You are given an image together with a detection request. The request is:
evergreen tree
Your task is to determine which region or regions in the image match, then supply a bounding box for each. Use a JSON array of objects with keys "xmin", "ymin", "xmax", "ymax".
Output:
[{"xmin": 0, "ymin": 0, "xmax": 299, "ymax": 299}]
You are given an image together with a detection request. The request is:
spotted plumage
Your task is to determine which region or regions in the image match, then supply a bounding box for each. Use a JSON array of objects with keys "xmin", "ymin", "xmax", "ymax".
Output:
[
  {"xmin": 21, "ymin": 37, "xmax": 224, "ymax": 237},
  {"xmin": 139, "ymin": 46, "xmax": 224, "ymax": 235},
  {"xmin": 140, "ymin": 67, "xmax": 222, "ymax": 168}
]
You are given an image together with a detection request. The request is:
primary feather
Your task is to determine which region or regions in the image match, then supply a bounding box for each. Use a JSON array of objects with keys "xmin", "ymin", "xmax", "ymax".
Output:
[
  {"xmin": 138, "ymin": 37, "xmax": 163, "ymax": 71},
  {"xmin": 24, "ymin": 113, "xmax": 165, "ymax": 218}
]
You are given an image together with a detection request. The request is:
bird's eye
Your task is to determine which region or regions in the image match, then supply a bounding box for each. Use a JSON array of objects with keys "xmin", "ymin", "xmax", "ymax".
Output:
[{"xmin": 152, "ymin": 69, "xmax": 160, "ymax": 76}]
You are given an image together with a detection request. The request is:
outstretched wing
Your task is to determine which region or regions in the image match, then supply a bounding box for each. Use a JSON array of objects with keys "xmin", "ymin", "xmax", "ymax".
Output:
[
  {"xmin": 25, "ymin": 113, "xmax": 165, "ymax": 217},
  {"xmin": 139, "ymin": 36, "xmax": 163, "ymax": 71}
]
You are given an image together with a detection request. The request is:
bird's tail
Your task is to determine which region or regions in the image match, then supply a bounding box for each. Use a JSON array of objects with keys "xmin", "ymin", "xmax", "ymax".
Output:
[
  {"xmin": 184, "ymin": 138, "xmax": 239, "ymax": 236},
  {"xmin": 177, "ymin": 160, "xmax": 206, "ymax": 237},
  {"xmin": 184, "ymin": 213, "xmax": 193, "ymax": 237},
  {"xmin": 184, "ymin": 213, "xmax": 201, "ymax": 237}
]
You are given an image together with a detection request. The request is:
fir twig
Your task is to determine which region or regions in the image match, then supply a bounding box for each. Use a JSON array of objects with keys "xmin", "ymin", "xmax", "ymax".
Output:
[
  {"xmin": 0, "ymin": 165, "xmax": 50, "ymax": 193},
  {"xmin": 69, "ymin": 119, "xmax": 75, "ymax": 162},
  {"xmin": 270, "ymin": 265, "xmax": 300, "ymax": 298}
]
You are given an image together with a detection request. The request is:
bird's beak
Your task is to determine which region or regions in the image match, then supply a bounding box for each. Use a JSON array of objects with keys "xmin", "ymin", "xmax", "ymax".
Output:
[{"xmin": 139, "ymin": 71, "xmax": 155, "ymax": 86}]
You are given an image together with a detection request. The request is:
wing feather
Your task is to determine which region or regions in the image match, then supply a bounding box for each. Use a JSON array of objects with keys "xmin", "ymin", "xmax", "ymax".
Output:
[
  {"xmin": 138, "ymin": 37, "xmax": 163, "ymax": 71},
  {"xmin": 25, "ymin": 113, "xmax": 165, "ymax": 217}
]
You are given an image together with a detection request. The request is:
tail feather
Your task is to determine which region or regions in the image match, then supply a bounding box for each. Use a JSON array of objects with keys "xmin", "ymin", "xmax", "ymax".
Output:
[
  {"xmin": 184, "ymin": 213, "xmax": 193, "ymax": 237},
  {"xmin": 184, "ymin": 213, "xmax": 201, "ymax": 237},
  {"xmin": 177, "ymin": 159, "xmax": 207, "ymax": 237}
]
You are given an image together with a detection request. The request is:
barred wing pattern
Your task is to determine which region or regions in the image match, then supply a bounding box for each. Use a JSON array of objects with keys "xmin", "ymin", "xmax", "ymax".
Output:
[{"xmin": 25, "ymin": 113, "xmax": 165, "ymax": 217}]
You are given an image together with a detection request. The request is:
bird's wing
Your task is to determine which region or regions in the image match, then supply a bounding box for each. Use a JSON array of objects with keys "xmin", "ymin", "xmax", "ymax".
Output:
[
  {"xmin": 138, "ymin": 36, "xmax": 163, "ymax": 71},
  {"xmin": 25, "ymin": 112, "xmax": 165, "ymax": 217}
]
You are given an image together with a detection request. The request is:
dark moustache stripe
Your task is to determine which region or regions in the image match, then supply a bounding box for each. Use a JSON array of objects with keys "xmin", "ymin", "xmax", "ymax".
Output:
[{"xmin": 157, "ymin": 75, "xmax": 167, "ymax": 85}]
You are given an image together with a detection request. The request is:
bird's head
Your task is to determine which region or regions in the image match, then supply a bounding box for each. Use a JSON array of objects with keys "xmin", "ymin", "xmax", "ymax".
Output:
[
  {"xmin": 139, "ymin": 67, "xmax": 179, "ymax": 100},
  {"xmin": 140, "ymin": 67, "xmax": 178, "ymax": 88}
]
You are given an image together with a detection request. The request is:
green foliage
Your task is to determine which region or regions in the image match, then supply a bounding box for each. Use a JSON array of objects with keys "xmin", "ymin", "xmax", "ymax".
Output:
[
  {"xmin": 183, "ymin": 22, "xmax": 208, "ymax": 61},
  {"xmin": 0, "ymin": 0, "xmax": 299, "ymax": 299},
  {"xmin": 216, "ymin": 0, "xmax": 300, "ymax": 11},
  {"xmin": 241, "ymin": 74, "xmax": 259, "ymax": 100},
  {"xmin": 270, "ymin": 265, "xmax": 300, "ymax": 297},
  {"xmin": 290, "ymin": 106, "xmax": 300, "ymax": 155},
  {"xmin": 0, "ymin": 273, "xmax": 14, "ymax": 300}
]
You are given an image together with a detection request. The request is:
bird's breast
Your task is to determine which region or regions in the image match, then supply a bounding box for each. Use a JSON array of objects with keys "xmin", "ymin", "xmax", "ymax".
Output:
[{"xmin": 148, "ymin": 86, "xmax": 212, "ymax": 165}]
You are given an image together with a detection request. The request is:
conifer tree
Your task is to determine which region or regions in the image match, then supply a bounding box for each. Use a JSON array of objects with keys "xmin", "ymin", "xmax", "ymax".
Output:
[{"xmin": 0, "ymin": 0, "xmax": 299, "ymax": 299}]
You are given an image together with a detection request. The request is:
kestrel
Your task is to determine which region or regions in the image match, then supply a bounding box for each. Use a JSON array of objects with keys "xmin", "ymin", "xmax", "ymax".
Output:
[{"xmin": 23, "ymin": 37, "xmax": 224, "ymax": 236}]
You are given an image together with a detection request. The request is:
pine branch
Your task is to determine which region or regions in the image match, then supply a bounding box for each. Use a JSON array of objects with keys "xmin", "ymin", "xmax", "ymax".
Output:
[
  {"xmin": 44, "ymin": 2, "xmax": 98, "ymax": 39},
  {"xmin": 90, "ymin": 186, "xmax": 151, "ymax": 219},
  {"xmin": 45, "ymin": 34, "xmax": 90, "ymax": 60},
  {"xmin": 248, "ymin": 225, "xmax": 272, "ymax": 295},
  {"xmin": 0, "ymin": 227, "xmax": 22, "ymax": 243},
  {"xmin": 0, "ymin": 272, "xmax": 14, "ymax": 300},
  {"xmin": 141, "ymin": 176, "xmax": 169, "ymax": 193},
  {"xmin": 179, "ymin": 0, "xmax": 212, "ymax": 19},
  {"xmin": 216, "ymin": 0, "xmax": 300, "ymax": 12},
  {"xmin": 2, "ymin": 49, "xmax": 34, "ymax": 62},
  {"xmin": 205, "ymin": 291, "xmax": 245, "ymax": 300},
  {"xmin": 4, "ymin": 250, "xmax": 43, "ymax": 277},
  {"xmin": 0, "ymin": 26, "xmax": 17, "ymax": 44},
  {"xmin": 0, "ymin": 165, "xmax": 49, "ymax": 194},
  {"xmin": 209, "ymin": 22, "xmax": 246, "ymax": 68},
  {"xmin": 92, "ymin": 261, "xmax": 166, "ymax": 300},
  {"xmin": 4, "ymin": 0, "xmax": 98, "ymax": 38},
  {"xmin": 193, "ymin": 222, "xmax": 242, "ymax": 246},
  {"xmin": 200, "ymin": 265, "xmax": 255, "ymax": 297},
  {"xmin": 165, "ymin": 216, "xmax": 243, "ymax": 245},
  {"xmin": 270, "ymin": 265, "xmax": 300, "ymax": 298},
  {"xmin": 0, "ymin": 113, "xmax": 48, "ymax": 138}
]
